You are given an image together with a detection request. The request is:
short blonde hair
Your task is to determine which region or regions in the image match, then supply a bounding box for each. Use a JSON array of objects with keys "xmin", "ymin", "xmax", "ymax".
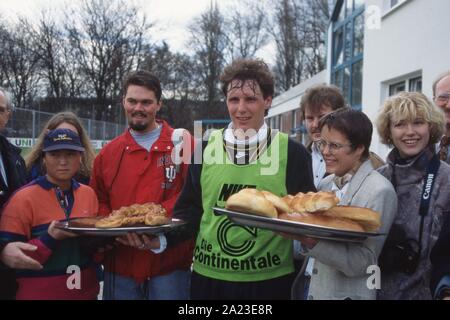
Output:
[{"xmin": 376, "ymin": 91, "xmax": 446, "ymax": 146}]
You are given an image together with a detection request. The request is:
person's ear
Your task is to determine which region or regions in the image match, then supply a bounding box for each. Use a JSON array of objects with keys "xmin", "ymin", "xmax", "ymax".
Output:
[
  {"xmin": 354, "ymin": 144, "xmax": 365, "ymax": 158},
  {"xmin": 264, "ymin": 96, "xmax": 272, "ymax": 111},
  {"xmin": 156, "ymin": 100, "xmax": 162, "ymax": 112}
]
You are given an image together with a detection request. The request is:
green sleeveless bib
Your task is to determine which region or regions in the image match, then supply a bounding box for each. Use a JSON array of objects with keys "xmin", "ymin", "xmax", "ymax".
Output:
[{"xmin": 193, "ymin": 129, "xmax": 294, "ymax": 281}]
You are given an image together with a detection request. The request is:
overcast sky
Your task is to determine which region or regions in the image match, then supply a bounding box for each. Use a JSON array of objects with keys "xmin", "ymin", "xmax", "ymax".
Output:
[{"xmin": 0, "ymin": 0, "xmax": 275, "ymax": 61}]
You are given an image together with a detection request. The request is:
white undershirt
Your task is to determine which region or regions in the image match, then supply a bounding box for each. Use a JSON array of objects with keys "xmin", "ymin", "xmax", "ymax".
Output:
[
  {"xmin": 311, "ymin": 142, "xmax": 326, "ymax": 188},
  {"xmin": 0, "ymin": 155, "xmax": 8, "ymax": 187}
]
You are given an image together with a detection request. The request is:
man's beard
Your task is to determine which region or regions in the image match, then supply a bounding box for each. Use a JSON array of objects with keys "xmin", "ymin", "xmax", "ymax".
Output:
[{"xmin": 129, "ymin": 120, "xmax": 149, "ymax": 132}]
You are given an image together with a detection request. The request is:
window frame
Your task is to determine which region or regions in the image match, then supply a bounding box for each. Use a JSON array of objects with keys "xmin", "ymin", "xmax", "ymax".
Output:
[{"xmin": 330, "ymin": 0, "xmax": 365, "ymax": 110}]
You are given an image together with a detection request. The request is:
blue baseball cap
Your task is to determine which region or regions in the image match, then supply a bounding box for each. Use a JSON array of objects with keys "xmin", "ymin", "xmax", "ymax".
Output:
[{"xmin": 42, "ymin": 128, "xmax": 85, "ymax": 152}]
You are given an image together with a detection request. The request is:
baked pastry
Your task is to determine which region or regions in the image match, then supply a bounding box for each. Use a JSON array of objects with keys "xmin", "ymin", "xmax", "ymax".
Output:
[
  {"xmin": 69, "ymin": 217, "xmax": 101, "ymax": 228},
  {"xmin": 95, "ymin": 214, "xmax": 123, "ymax": 228},
  {"xmin": 279, "ymin": 212, "xmax": 365, "ymax": 232},
  {"xmin": 261, "ymin": 191, "xmax": 293, "ymax": 214},
  {"xmin": 95, "ymin": 203, "xmax": 168, "ymax": 228},
  {"xmin": 321, "ymin": 205, "xmax": 381, "ymax": 232},
  {"xmin": 291, "ymin": 191, "xmax": 340, "ymax": 213},
  {"xmin": 145, "ymin": 214, "xmax": 170, "ymax": 226},
  {"xmin": 225, "ymin": 188, "xmax": 278, "ymax": 218},
  {"xmin": 282, "ymin": 194, "xmax": 295, "ymax": 207}
]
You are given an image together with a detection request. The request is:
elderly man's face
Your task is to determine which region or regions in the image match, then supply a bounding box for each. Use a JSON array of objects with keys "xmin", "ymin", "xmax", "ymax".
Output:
[
  {"xmin": 0, "ymin": 92, "xmax": 11, "ymax": 131},
  {"xmin": 434, "ymin": 75, "xmax": 450, "ymax": 134}
]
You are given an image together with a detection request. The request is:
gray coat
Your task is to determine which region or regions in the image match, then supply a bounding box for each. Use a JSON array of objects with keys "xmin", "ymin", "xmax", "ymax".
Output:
[
  {"xmin": 377, "ymin": 147, "xmax": 450, "ymax": 300},
  {"xmin": 292, "ymin": 160, "xmax": 397, "ymax": 300}
]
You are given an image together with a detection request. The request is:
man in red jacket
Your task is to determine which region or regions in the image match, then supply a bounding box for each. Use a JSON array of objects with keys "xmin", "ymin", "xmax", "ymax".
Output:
[{"xmin": 90, "ymin": 70, "xmax": 194, "ymax": 300}]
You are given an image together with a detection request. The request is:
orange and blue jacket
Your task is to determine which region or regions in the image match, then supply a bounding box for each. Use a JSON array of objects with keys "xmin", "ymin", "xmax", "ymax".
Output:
[{"xmin": 0, "ymin": 176, "xmax": 99, "ymax": 300}]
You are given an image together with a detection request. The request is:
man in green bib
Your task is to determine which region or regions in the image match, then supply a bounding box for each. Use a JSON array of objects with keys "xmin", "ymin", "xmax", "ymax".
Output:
[{"xmin": 170, "ymin": 58, "xmax": 315, "ymax": 299}]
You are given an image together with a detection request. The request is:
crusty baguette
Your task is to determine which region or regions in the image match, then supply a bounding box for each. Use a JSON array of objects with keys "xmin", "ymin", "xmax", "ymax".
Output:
[
  {"xmin": 226, "ymin": 188, "xmax": 278, "ymax": 218},
  {"xmin": 283, "ymin": 195, "xmax": 295, "ymax": 207},
  {"xmin": 279, "ymin": 212, "xmax": 365, "ymax": 232},
  {"xmin": 261, "ymin": 191, "xmax": 293, "ymax": 214},
  {"xmin": 291, "ymin": 191, "xmax": 340, "ymax": 213},
  {"xmin": 321, "ymin": 206, "xmax": 381, "ymax": 232}
]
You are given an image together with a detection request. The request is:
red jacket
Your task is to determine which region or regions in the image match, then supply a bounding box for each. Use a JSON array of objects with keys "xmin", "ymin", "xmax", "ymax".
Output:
[{"xmin": 90, "ymin": 120, "xmax": 195, "ymax": 282}]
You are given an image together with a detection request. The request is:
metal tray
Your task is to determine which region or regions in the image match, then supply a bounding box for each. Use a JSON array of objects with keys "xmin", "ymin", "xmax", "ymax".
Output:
[
  {"xmin": 55, "ymin": 217, "xmax": 187, "ymax": 237},
  {"xmin": 213, "ymin": 207, "xmax": 384, "ymax": 243}
]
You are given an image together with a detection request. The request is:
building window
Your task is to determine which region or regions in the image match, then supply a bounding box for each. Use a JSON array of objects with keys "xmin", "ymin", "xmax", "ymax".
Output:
[
  {"xmin": 388, "ymin": 75, "xmax": 422, "ymax": 96},
  {"xmin": 331, "ymin": 0, "xmax": 364, "ymax": 109},
  {"xmin": 409, "ymin": 77, "xmax": 422, "ymax": 92},
  {"xmin": 390, "ymin": 0, "xmax": 400, "ymax": 7},
  {"xmin": 331, "ymin": 0, "xmax": 364, "ymax": 110},
  {"xmin": 390, "ymin": 0, "xmax": 407, "ymax": 8},
  {"xmin": 353, "ymin": 13, "xmax": 364, "ymax": 56},
  {"xmin": 351, "ymin": 60, "xmax": 363, "ymax": 106},
  {"xmin": 389, "ymin": 81, "xmax": 406, "ymax": 96}
]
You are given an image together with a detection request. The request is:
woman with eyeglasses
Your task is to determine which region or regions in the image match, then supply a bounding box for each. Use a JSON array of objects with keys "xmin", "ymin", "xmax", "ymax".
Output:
[
  {"xmin": 290, "ymin": 108, "xmax": 397, "ymax": 300},
  {"xmin": 376, "ymin": 92, "xmax": 450, "ymax": 300}
]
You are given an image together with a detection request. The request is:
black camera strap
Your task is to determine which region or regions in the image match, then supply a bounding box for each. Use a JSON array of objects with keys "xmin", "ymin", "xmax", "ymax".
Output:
[{"xmin": 417, "ymin": 154, "xmax": 440, "ymax": 253}]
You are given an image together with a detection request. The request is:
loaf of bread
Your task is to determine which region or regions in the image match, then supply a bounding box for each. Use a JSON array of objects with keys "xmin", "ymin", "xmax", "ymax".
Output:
[
  {"xmin": 225, "ymin": 188, "xmax": 278, "ymax": 218},
  {"xmin": 320, "ymin": 205, "xmax": 381, "ymax": 232},
  {"xmin": 291, "ymin": 191, "xmax": 340, "ymax": 213},
  {"xmin": 279, "ymin": 212, "xmax": 365, "ymax": 232},
  {"xmin": 225, "ymin": 188, "xmax": 381, "ymax": 233},
  {"xmin": 261, "ymin": 191, "xmax": 293, "ymax": 214}
]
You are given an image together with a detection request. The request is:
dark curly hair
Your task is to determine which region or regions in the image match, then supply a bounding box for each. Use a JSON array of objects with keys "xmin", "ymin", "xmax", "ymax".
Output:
[{"xmin": 220, "ymin": 58, "xmax": 274, "ymax": 99}]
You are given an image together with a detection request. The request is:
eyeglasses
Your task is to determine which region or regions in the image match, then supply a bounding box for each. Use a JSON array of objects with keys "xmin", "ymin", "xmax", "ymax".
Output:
[
  {"xmin": 436, "ymin": 93, "xmax": 450, "ymax": 104},
  {"xmin": 316, "ymin": 139, "xmax": 353, "ymax": 154}
]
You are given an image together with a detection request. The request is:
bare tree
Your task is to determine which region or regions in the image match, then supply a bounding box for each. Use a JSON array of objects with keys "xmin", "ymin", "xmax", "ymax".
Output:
[
  {"xmin": 142, "ymin": 42, "xmax": 203, "ymax": 131},
  {"xmin": 30, "ymin": 11, "xmax": 69, "ymax": 99},
  {"xmin": 225, "ymin": 1, "xmax": 268, "ymax": 60},
  {"xmin": 64, "ymin": 0, "xmax": 152, "ymax": 119},
  {"xmin": 270, "ymin": 0, "xmax": 332, "ymax": 92},
  {"xmin": 188, "ymin": 2, "xmax": 228, "ymax": 119},
  {"xmin": 0, "ymin": 17, "xmax": 41, "ymax": 108}
]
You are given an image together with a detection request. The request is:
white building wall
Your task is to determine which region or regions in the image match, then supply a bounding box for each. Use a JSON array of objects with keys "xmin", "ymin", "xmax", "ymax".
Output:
[
  {"xmin": 269, "ymin": 0, "xmax": 450, "ymax": 161},
  {"xmin": 363, "ymin": 0, "xmax": 450, "ymax": 159},
  {"xmin": 268, "ymin": 70, "xmax": 327, "ymax": 117}
]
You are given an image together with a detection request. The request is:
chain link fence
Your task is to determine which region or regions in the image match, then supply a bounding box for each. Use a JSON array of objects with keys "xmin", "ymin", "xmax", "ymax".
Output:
[{"xmin": 5, "ymin": 108, "xmax": 127, "ymax": 152}]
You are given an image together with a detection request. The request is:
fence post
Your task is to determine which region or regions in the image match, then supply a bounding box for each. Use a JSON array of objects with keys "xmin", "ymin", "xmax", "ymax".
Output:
[{"xmin": 32, "ymin": 110, "xmax": 36, "ymax": 141}]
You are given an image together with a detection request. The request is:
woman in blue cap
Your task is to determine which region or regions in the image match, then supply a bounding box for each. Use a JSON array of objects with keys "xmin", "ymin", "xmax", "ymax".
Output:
[{"xmin": 0, "ymin": 128, "xmax": 100, "ymax": 300}]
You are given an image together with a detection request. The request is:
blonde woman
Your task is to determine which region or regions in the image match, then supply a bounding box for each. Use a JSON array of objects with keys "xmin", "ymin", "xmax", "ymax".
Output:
[
  {"xmin": 376, "ymin": 91, "xmax": 450, "ymax": 299},
  {"xmin": 25, "ymin": 112, "xmax": 95, "ymax": 184}
]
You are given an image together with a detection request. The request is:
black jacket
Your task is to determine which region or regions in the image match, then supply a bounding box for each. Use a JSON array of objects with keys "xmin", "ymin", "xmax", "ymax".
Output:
[
  {"xmin": 430, "ymin": 213, "xmax": 450, "ymax": 298},
  {"xmin": 0, "ymin": 134, "xmax": 27, "ymax": 209},
  {"xmin": 0, "ymin": 134, "xmax": 27, "ymax": 299}
]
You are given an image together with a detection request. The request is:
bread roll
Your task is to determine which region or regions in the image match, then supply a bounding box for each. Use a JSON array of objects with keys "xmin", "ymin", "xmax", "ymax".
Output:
[
  {"xmin": 279, "ymin": 212, "xmax": 365, "ymax": 232},
  {"xmin": 291, "ymin": 191, "xmax": 340, "ymax": 213},
  {"xmin": 283, "ymin": 195, "xmax": 295, "ymax": 207},
  {"xmin": 226, "ymin": 188, "xmax": 277, "ymax": 218},
  {"xmin": 321, "ymin": 206, "xmax": 381, "ymax": 232},
  {"xmin": 261, "ymin": 191, "xmax": 293, "ymax": 214}
]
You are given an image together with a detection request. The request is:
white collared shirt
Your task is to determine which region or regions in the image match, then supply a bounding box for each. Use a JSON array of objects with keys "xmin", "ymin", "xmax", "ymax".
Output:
[
  {"xmin": 330, "ymin": 178, "xmax": 350, "ymax": 203},
  {"xmin": 311, "ymin": 142, "xmax": 326, "ymax": 188},
  {"xmin": 0, "ymin": 154, "xmax": 8, "ymax": 187}
]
